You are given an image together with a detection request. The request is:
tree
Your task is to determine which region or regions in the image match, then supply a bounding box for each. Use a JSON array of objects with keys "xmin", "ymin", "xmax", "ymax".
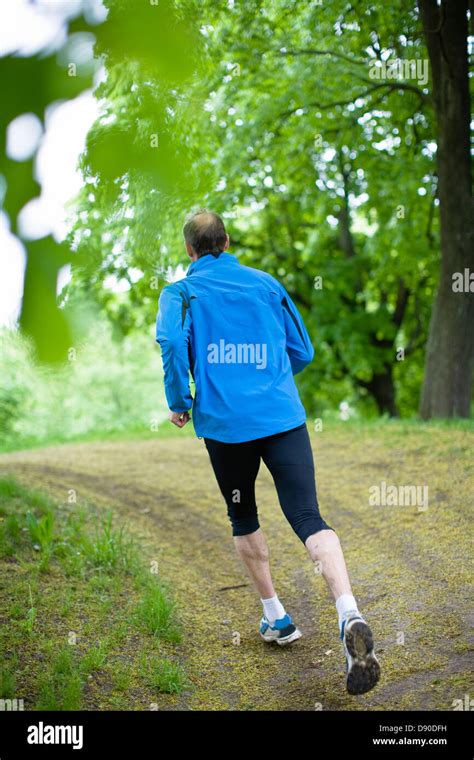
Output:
[
  {"xmin": 186, "ymin": 0, "xmax": 439, "ymax": 416},
  {"xmin": 417, "ymin": 0, "xmax": 473, "ymax": 418}
]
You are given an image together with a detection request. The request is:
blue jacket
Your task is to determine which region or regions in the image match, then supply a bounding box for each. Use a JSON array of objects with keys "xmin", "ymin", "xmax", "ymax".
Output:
[{"xmin": 155, "ymin": 252, "xmax": 314, "ymax": 443}]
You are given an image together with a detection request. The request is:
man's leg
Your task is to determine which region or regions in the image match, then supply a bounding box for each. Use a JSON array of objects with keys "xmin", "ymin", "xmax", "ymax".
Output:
[
  {"xmin": 305, "ymin": 528, "xmax": 369, "ymax": 639},
  {"xmin": 203, "ymin": 436, "xmax": 301, "ymax": 644},
  {"xmin": 234, "ymin": 528, "xmax": 274, "ymax": 599},
  {"xmin": 234, "ymin": 529, "xmax": 298, "ymax": 633},
  {"xmin": 261, "ymin": 425, "xmax": 357, "ymax": 608},
  {"xmin": 305, "ymin": 529, "xmax": 353, "ymax": 604},
  {"xmin": 261, "ymin": 423, "xmax": 381, "ymax": 693}
]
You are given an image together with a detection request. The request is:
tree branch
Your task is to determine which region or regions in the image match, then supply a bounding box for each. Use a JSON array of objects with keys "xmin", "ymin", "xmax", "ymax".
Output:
[
  {"xmin": 274, "ymin": 48, "xmax": 366, "ymax": 66},
  {"xmin": 278, "ymin": 82, "xmax": 428, "ymax": 119},
  {"xmin": 392, "ymin": 279, "xmax": 410, "ymax": 328}
]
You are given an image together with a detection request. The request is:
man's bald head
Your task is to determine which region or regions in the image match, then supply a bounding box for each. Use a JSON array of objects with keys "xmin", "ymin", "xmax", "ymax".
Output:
[{"xmin": 183, "ymin": 209, "xmax": 228, "ymax": 257}]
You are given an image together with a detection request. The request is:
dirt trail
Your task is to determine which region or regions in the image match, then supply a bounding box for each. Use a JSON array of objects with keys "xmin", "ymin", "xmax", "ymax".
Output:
[{"xmin": 0, "ymin": 425, "xmax": 472, "ymax": 710}]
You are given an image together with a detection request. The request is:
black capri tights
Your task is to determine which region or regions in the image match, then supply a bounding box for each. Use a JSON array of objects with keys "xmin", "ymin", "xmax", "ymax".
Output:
[{"xmin": 203, "ymin": 422, "xmax": 333, "ymax": 544}]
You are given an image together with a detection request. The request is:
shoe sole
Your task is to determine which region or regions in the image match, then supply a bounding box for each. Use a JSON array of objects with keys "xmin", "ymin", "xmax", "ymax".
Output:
[
  {"xmin": 260, "ymin": 627, "xmax": 302, "ymax": 646},
  {"xmin": 345, "ymin": 621, "xmax": 381, "ymax": 695}
]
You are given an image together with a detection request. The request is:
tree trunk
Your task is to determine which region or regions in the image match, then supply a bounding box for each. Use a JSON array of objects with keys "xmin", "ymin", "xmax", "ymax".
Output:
[
  {"xmin": 335, "ymin": 157, "xmax": 400, "ymax": 416},
  {"xmin": 418, "ymin": 0, "xmax": 474, "ymax": 418},
  {"xmin": 359, "ymin": 366, "xmax": 399, "ymax": 417}
]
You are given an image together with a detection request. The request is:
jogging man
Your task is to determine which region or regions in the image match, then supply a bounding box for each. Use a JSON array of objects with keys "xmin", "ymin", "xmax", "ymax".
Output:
[{"xmin": 156, "ymin": 209, "xmax": 380, "ymax": 695}]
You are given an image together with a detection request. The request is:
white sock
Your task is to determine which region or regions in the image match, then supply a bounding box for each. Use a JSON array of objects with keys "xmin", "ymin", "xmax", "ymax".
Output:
[
  {"xmin": 261, "ymin": 594, "xmax": 286, "ymax": 624},
  {"xmin": 336, "ymin": 593, "xmax": 362, "ymax": 632}
]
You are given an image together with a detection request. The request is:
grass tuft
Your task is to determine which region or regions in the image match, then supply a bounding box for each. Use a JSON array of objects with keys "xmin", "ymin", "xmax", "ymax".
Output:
[
  {"xmin": 133, "ymin": 581, "xmax": 181, "ymax": 643},
  {"xmin": 139, "ymin": 653, "xmax": 188, "ymax": 694}
]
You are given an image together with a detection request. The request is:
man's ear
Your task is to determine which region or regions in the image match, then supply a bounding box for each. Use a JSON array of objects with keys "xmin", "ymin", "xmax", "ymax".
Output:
[
  {"xmin": 224, "ymin": 234, "xmax": 230, "ymax": 251},
  {"xmin": 185, "ymin": 240, "xmax": 196, "ymax": 260}
]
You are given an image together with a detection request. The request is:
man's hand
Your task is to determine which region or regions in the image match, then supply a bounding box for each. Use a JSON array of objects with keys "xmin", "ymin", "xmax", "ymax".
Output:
[{"xmin": 168, "ymin": 410, "xmax": 190, "ymax": 428}]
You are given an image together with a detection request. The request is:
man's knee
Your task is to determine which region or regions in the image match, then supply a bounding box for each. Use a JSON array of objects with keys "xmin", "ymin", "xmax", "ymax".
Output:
[
  {"xmin": 228, "ymin": 507, "xmax": 260, "ymax": 539},
  {"xmin": 305, "ymin": 526, "xmax": 339, "ymax": 557},
  {"xmin": 294, "ymin": 514, "xmax": 334, "ymax": 545},
  {"xmin": 233, "ymin": 529, "xmax": 269, "ymax": 562}
]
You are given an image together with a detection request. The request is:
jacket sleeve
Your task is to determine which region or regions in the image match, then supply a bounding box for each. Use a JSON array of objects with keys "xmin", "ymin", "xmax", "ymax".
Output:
[
  {"xmin": 279, "ymin": 284, "xmax": 314, "ymax": 375},
  {"xmin": 155, "ymin": 285, "xmax": 193, "ymax": 413}
]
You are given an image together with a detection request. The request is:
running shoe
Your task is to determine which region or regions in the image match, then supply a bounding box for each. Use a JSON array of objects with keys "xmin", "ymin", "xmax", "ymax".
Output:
[
  {"xmin": 259, "ymin": 613, "xmax": 302, "ymax": 646},
  {"xmin": 341, "ymin": 615, "xmax": 381, "ymax": 695}
]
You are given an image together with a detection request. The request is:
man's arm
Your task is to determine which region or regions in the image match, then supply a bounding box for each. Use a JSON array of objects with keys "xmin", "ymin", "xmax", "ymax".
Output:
[
  {"xmin": 155, "ymin": 285, "xmax": 193, "ymax": 415},
  {"xmin": 279, "ymin": 284, "xmax": 314, "ymax": 375}
]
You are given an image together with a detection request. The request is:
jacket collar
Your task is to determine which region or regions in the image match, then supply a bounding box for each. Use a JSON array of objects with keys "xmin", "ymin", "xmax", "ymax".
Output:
[{"xmin": 186, "ymin": 252, "xmax": 239, "ymax": 277}]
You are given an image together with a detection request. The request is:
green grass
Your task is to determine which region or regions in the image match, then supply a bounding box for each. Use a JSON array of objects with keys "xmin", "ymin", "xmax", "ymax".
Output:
[
  {"xmin": 0, "ymin": 420, "xmax": 196, "ymax": 455},
  {"xmin": 1, "ymin": 413, "xmax": 472, "ymax": 457},
  {"xmin": 0, "ymin": 476, "xmax": 187, "ymax": 710},
  {"xmin": 35, "ymin": 646, "xmax": 84, "ymax": 711},
  {"xmin": 133, "ymin": 580, "xmax": 181, "ymax": 643},
  {"xmin": 310, "ymin": 413, "xmax": 474, "ymax": 433},
  {"xmin": 78, "ymin": 513, "xmax": 136, "ymax": 573},
  {"xmin": 16, "ymin": 583, "xmax": 37, "ymax": 636},
  {"xmin": 78, "ymin": 642, "xmax": 108, "ymax": 675},
  {"xmin": 0, "ymin": 661, "xmax": 18, "ymax": 699},
  {"xmin": 138, "ymin": 653, "xmax": 188, "ymax": 694}
]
